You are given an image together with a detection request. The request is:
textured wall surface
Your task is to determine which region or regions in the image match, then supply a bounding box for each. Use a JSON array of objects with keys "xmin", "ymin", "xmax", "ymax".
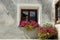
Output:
[
  {"xmin": 0, "ymin": 0, "xmax": 58, "ymax": 39},
  {"xmin": 0, "ymin": 0, "xmax": 29, "ymax": 39},
  {"xmin": 38, "ymin": 0, "xmax": 54, "ymax": 25}
]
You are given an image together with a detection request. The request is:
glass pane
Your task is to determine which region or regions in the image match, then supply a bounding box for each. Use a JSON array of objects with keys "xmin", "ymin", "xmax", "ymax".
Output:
[
  {"xmin": 30, "ymin": 11, "xmax": 36, "ymax": 21},
  {"xmin": 22, "ymin": 11, "xmax": 28, "ymax": 21}
]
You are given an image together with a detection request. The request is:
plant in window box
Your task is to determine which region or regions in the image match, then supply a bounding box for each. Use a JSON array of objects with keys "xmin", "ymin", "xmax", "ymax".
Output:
[
  {"xmin": 20, "ymin": 21, "xmax": 30, "ymax": 27},
  {"xmin": 43, "ymin": 23, "xmax": 53, "ymax": 28},
  {"xmin": 24, "ymin": 25, "xmax": 34, "ymax": 31},
  {"xmin": 38, "ymin": 23, "xmax": 58, "ymax": 39},
  {"xmin": 20, "ymin": 20, "xmax": 39, "ymax": 31}
]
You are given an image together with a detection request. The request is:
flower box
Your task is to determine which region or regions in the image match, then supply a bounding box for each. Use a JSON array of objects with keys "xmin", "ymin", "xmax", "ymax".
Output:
[
  {"xmin": 19, "ymin": 20, "xmax": 39, "ymax": 38},
  {"xmin": 19, "ymin": 20, "xmax": 39, "ymax": 31},
  {"xmin": 19, "ymin": 27, "xmax": 38, "ymax": 39}
]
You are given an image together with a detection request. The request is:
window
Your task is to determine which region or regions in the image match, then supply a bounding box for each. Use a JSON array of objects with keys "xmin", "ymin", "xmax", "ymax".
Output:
[
  {"xmin": 21, "ymin": 9, "xmax": 38, "ymax": 22},
  {"xmin": 55, "ymin": 0, "xmax": 60, "ymax": 23}
]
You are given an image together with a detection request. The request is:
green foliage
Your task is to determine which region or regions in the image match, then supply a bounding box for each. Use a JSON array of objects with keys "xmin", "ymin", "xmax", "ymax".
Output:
[
  {"xmin": 43, "ymin": 23, "xmax": 53, "ymax": 28},
  {"xmin": 38, "ymin": 33, "xmax": 51, "ymax": 39}
]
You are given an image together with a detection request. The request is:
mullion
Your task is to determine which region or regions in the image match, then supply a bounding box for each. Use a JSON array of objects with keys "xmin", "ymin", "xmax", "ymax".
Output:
[{"xmin": 28, "ymin": 10, "xmax": 30, "ymax": 21}]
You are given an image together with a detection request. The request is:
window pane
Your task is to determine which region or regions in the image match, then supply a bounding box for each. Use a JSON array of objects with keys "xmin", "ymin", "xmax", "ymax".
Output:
[
  {"xmin": 30, "ymin": 11, "xmax": 36, "ymax": 21},
  {"xmin": 22, "ymin": 11, "xmax": 28, "ymax": 21}
]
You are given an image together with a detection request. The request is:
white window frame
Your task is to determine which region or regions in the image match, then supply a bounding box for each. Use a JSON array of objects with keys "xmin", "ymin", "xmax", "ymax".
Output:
[{"xmin": 17, "ymin": 4, "xmax": 42, "ymax": 26}]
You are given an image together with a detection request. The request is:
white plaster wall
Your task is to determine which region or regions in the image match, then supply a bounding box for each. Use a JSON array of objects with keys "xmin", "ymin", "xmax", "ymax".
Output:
[{"xmin": 0, "ymin": 0, "xmax": 29, "ymax": 39}]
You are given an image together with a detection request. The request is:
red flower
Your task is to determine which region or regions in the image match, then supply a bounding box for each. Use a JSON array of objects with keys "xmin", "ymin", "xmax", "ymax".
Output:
[
  {"xmin": 38, "ymin": 26, "xmax": 43, "ymax": 31},
  {"xmin": 20, "ymin": 21, "xmax": 25, "ymax": 27},
  {"xmin": 45, "ymin": 27, "xmax": 57, "ymax": 36},
  {"xmin": 20, "ymin": 20, "xmax": 39, "ymax": 28}
]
